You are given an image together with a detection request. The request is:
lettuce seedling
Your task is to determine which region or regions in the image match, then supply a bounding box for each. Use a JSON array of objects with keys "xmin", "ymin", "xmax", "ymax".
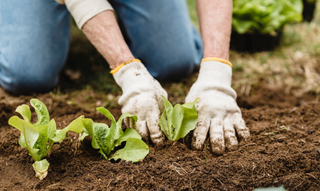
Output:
[
  {"xmin": 80, "ymin": 107, "xmax": 149, "ymax": 162},
  {"xmin": 8, "ymin": 99, "xmax": 84, "ymax": 180},
  {"xmin": 159, "ymin": 96, "xmax": 199, "ymax": 141}
]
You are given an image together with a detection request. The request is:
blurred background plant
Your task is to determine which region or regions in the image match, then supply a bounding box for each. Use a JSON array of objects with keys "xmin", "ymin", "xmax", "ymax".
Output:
[{"xmin": 232, "ymin": 0, "xmax": 303, "ymax": 35}]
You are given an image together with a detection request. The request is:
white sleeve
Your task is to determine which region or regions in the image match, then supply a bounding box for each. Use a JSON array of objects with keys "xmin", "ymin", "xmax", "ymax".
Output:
[{"xmin": 55, "ymin": 0, "xmax": 113, "ymax": 29}]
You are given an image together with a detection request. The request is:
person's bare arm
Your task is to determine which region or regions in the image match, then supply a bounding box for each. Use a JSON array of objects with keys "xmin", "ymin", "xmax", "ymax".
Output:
[
  {"xmin": 82, "ymin": 10, "xmax": 134, "ymax": 69},
  {"xmin": 196, "ymin": 0, "xmax": 232, "ymax": 60}
]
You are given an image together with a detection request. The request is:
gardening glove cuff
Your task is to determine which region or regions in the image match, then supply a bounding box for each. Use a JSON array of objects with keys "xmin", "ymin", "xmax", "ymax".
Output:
[
  {"xmin": 113, "ymin": 60, "xmax": 167, "ymax": 144},
  {"xmin": 113, "ymin": 61, "xmax": 163, "ymax": 94}
]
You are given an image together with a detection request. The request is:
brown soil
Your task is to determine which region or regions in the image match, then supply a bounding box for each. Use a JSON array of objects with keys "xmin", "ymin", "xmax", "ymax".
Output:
[{"xmin": 0, "ymin": 86, "xmax": 320, "ymax": 191}]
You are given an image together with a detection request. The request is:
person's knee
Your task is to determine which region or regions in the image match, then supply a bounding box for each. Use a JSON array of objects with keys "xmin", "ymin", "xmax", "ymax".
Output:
[
  {"xmin": 146, "ymin": 46, "xmax": 200, "ymax": 81},
  {"xmin": 0, "ymin": 46, "xmax": 67, "ymax": 94},
  {"xmin": 0, "ymin": 65, "xmax": 59, "ymax": 95},
  {"xmin": 0, "ymin": 0, "xmax": 70, "ymax": 95},
  {"xmin": 136, "ymin": 26, "xmax": 202, "ymax": 80},
  {"xmin": 0, "ymin": 51, "xmax": 64, "ymax": 95}
]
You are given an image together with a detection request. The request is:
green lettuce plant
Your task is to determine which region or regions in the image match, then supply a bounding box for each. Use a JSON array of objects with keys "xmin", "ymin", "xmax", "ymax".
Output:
[
  {"xmin": 80, "ymin": 107, "xmax": 149, "ymax": 162},
  {"xmin": 232, "ymin": 0, "xmax": 303, "ymax": 34},
  {"xmin": 8, "ymin": 99, "xmax": 84, "ymax": 180},
  {"xmin": 159, "ymin": 96, "xmax": 199, "ymax": 141}
]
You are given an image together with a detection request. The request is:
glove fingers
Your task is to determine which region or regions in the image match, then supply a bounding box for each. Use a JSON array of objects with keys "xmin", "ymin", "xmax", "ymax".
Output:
[
  {"xmin": 209, "ymin": 118, "xmax": 225, "ymax": 155},
  {"xmin": 223, "ymin": 117, "xmax": 238, "ymax": 151},
  {"xmin": 191, "ymin": 115, "xmax": 210, "ymax": 150},
  {"xmin": 146, "ymin": 112, "xmax": 164, "ymax": 145},
  {"xmin": 233, "ymin": 113, "xmax": 250, "ymax": 141},
  {"xmin": 135, "ymin": 120, "xmax": 149, "ymax": 141}
]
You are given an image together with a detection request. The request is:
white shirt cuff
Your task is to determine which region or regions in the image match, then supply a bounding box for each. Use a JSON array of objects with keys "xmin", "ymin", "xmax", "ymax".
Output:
[{"xmin": 59, "ymin": 0, "xmax": 113, "ymax": 29}]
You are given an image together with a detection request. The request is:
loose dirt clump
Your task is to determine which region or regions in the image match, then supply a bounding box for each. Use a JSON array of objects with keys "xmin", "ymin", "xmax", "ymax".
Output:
[{"xmin": 0, "ymin": 87, "xmax": 319, "ymax": 190}]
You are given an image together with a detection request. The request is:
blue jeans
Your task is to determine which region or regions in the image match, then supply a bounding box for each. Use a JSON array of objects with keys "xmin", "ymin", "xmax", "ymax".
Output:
[{"xmin": 0, "ymin": 0, "xmax": 203, "ymax": 94}]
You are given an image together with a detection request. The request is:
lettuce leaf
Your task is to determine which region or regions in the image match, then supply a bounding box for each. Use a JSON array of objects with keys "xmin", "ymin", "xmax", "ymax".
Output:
[
  {"xmin": 30, "ymin": 99, "xmax": 50, "ymax": 126},
  {"xmin": 232, "ymin": 0, "xmax": 303, "ymax": 34},
  {"xmin": 81, "ymin": 107, "xmax": 148, "ymax": 162},
  {"xmin": 111, "ymin": 138, "xmax": 149, "ymax": 163},
  {"xmin": 159, "ymin": 96, "xmax": 199, "ymax": 141}
]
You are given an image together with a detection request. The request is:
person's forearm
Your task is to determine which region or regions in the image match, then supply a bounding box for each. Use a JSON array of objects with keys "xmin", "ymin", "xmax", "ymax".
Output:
[
  {"xmin": 82, "ymin": 10, "xmax": 134, "ymax": 69},
  {"xmin": 196, "ymin": 0, "xmax": 232, "ymax": 60}
]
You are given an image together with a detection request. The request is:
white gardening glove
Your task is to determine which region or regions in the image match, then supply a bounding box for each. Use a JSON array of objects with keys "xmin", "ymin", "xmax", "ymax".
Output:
[
  {"xmin": 112, "ymin": 60, "xmax": 167, "ymax": 145},
  {"xmin": 185, "ymin": 58, "xmax": 250, "ymax": 154}
]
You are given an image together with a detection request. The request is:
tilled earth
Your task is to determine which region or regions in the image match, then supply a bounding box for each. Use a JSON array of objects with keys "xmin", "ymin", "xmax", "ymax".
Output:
[{"xmin": 0, "ymin": 86, "xmax": 320, "ymax": 191}]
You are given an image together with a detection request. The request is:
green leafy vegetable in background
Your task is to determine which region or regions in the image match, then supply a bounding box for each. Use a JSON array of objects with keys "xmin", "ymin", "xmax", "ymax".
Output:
[
  {"xmin": 232, "ymin": 0, "xmax": 303, "ymax": 34},
  {"xmin": 8, "ymin": 99, "xmax": 84, "ymax": 180},
  {"xmin": 80, "ymin": 107, "xmax": 149, "ymax": 162},
  {"xmin": 159, "ymin": 96, "xmax": 199, "ymax": 141}
]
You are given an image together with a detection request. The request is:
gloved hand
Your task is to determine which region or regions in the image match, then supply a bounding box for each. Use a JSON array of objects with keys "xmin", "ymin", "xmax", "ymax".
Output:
[
  {"xmin": 112, "ymin": 59, "xmax": 167, "ymax": 145},
  {"xmin": 185, "ymin": 58, "xmax": 250, "ymax": 154}
]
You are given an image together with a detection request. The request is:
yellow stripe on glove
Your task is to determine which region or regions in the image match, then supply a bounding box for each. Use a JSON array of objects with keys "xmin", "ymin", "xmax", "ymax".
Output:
[
  {"xmin": 202, "ymin": 57, "xmax": 232, "ymax": 68},
  {"xmin": 110, "ymin": 59, "xmax": 141, "ymax": 74}
]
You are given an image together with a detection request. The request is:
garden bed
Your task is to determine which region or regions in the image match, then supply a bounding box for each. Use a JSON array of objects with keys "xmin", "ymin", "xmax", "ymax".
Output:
[{"xmin": 0, "ymin": 85, "xmax": 319, "ymax": 190}]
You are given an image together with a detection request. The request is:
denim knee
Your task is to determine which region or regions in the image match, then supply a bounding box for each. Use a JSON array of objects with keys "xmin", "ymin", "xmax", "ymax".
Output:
[
  {"xmin": 145, "ymin": 27, "xmax": 203, "ymax": 80},
  {"xmin": 0, "ymin": 0, "xmax": 70, "ymax": 95},
  {"xmin": 1, "ymin": 75, "xmax": 59, "ymax": 95},
  {"xmin": 146, "ymin": 48, "xmax": 199, "ymax": 81},
  {"xmin": 0, "ymin": 55, "xmax": 61, "ymax": 95}
]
